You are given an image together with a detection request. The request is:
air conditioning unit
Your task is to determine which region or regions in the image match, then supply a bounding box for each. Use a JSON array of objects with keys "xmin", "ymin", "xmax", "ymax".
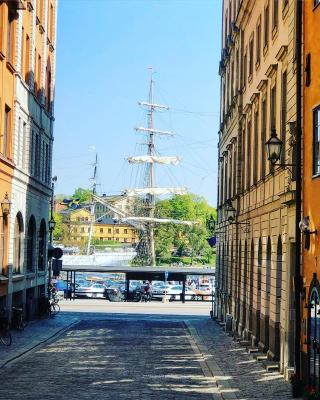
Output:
[{"xmin": 225, "ymin": 314, "xmax": 233, "ymax": 332}]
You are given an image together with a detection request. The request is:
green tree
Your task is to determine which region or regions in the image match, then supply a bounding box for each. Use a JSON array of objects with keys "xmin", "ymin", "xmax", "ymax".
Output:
[
  {"xmin": 72, "ymin": 187, "xmax": 92, "ymax": 203},
  {"xmin": 154, "ymin": 194, "xmax": 216, "ymax": 265}
]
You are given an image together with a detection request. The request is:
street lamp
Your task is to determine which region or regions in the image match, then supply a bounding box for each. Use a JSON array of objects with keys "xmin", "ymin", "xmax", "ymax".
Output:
[
  {"xmin": 224, "ymin": 200, "xmax": 250, "ymax": 231},
  {"xmin": 265, "ymin": 128, "xmax": 283, "ymax": 165},
  {"xmin": 48, "ymin": 216, "xmax": 56, "ymax": 233},
  {"xmin": 1, "ymin": 193, "xmax": 11, "ymax": 217},
  {"xmin": 265, "ymin": 128, "xmax": 295, "ymax": 167},
  {"xmin": 208, "ymin": 215, "xmax": 216, "ymax": 231}
]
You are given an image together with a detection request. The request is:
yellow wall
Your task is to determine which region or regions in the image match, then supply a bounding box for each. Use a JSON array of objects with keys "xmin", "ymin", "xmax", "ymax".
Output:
[
  {"xmin": 302, "ymin": 0, "xmax": 320, "ymax": 351},
  {"xmin": 63, "ymin": 208, "xmax": 138, "ymax": 244},
  {"xmin": 0, "ymin": 3, "xmax": 16, "ymax": 290}
]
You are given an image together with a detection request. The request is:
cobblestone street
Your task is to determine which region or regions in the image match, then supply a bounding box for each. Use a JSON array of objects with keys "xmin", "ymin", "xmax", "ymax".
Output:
[{"xmin": 0, "ymin": 303, "xmax": 296, "ymax": 400}]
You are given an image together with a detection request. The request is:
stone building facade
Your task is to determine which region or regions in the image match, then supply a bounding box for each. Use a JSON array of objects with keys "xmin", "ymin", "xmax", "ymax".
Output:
[
  {"xmin": 216, "ymin": 0, "xmax": 298, "ymax": 376},
  {"xmin": 0, "ymin": 0, "xmax": 57, "ymax": 318}
]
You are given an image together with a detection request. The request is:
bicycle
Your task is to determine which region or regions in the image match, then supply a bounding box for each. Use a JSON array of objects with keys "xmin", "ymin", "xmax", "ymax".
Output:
[
  {"xmin": 38, "ymin": 297, "xmax": 60, "ymax": 318},
  {"xmin": 12, "ymin": 306, "xmax": 27, "ymax": 331},
  {"xmin": 0, "ymin": 309, "xmax": 12, "ymax": 346}
]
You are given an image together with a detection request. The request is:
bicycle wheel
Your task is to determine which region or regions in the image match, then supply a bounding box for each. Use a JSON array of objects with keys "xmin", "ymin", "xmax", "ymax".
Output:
[
  {"xmin": 50, "ymin": 302, "xmax": 60, "ymax": 316},
  {"xmin": 0, "ymin": 328, "xmax": 12, "ymax": 346}
]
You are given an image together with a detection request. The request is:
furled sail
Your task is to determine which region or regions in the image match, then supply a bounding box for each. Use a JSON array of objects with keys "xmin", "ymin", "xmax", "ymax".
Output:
[
  {"xmin": 120, "ymin": 217, "xmax": 196, "ymax": 226},
  {"xmin": 127, "ymin": 156, "xmax": 180, "ymax": 165},
  {"xmin": 125, "ymin": 187, "xmax": 188, "ymax": 197}
]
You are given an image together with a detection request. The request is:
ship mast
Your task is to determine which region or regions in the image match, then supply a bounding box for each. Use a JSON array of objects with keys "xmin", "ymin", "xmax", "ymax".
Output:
[
  {"xmin": 86, "ymin": 152, "xmax": 98, "ymax": 255},
  {"xmin": 146, "ymin": 69, "xmax": 156, "ymax": 266}
]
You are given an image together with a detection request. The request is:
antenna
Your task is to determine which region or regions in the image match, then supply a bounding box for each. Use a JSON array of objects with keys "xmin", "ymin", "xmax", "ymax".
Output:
[{"xmin": 87, "ymin": 151, "xmax": 98, "ymax": 255}]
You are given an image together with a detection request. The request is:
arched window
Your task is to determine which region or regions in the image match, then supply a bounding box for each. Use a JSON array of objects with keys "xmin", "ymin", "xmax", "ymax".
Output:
[
  {"xmin": 38, "ymin": 219, "xmax": 46, "ymax": 271},
  {"xmin": 249, "ymin": 239, "xmax": 255, "ymax": 331},
  {"xmin": 13, "ymin": 213, "xmax": 24, "ymax": 274},
  {"xmin": 309, "ymin": 287, "xmax": 320, "ymax": 390},
  {"xmin": 266, "ymin": 237, "xmax": 272, "ymax": 314},
  {"xmin": 26, "ymin": 216, "xmax": 36, "ymax": 272}
]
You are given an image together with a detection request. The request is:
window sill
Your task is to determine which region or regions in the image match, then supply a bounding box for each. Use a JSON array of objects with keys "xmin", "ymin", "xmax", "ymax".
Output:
[
  {"xmin": 12, "ymin": 274, "xmax": 24, "ymax": 281},
  {"xmin": 313, "ymin": 2, "xmax": 320, "ymax": 12},
  {"xmin": 312, "ymin": 173, "xmax": 320, "ymax": 179},
  {"xmin": 0, "ymin": 51, "xmax": 4, "ymax": 61},
  {"xmin": 26, "ymin": 272, "xmax": 35, "ymax": 279},
  {"xmin": 255, "ymin": 60, "xmax": 260, "ymax": 71},
  {"xmin": 282, "ymin": 3, "xmax": 289, "ymax": 18},
  {"xmin": 38, "ymin": 271, "xmax": 46, "ymax": 276},
  {"xmin": 272, "ymin": 26, "xmax": 279, "ymax": 41},
  {"xmin": 6, "ymin": 61, "xmax": 16, "ymax": 74},
  {"xmin": 263, "ymin": 44, "xmax": 269, "ymax": 57},
  {"xmin": 248, "ymin": 74, "xmax": 253, "ymax": 84}
]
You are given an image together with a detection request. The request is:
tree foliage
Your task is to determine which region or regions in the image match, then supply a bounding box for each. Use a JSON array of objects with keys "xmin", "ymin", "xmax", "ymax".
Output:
[
  {"xmin": 72, "ymin": 187, "xmax": 92, "ymax": 203},
  {"xmin": 154, "ymin": 194, "xmax": 216, "ymax": 264}
]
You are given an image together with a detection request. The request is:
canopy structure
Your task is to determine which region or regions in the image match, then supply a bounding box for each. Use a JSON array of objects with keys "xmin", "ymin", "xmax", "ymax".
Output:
[{"xmin": 120, "ymin": 216, "xmax": 197, "ymax": 226}]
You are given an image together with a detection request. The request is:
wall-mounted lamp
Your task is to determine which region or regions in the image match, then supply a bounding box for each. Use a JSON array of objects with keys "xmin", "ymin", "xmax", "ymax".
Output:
[
  {"xmin": 1, "ymin": 193, "xmax": 11, "ymax": 217},
  {"xmin": 225, "ymin": 200, "xmax": 250, "ymax": 232},
  {"xmin": 265, "ymin": 128, "xmax": 295, "ymax": 167}
]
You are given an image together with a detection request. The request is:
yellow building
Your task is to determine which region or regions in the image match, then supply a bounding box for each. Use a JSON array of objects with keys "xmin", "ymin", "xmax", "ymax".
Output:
[
  {"xmin": 216, "ymin": 0, "xmax": 298, "ymax": 376},
  {"xmin": 60, "ymin": 207, "xmax": 138, "ymax": 245},
  {"xmin": 0, "ymin": 1, "xmax": 24, "ymax": 303}
]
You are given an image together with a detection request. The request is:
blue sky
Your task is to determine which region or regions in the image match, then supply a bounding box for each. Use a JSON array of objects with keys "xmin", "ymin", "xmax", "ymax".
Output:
[{"xmin": 53, "ymin": 0, "xmax": 222, "ymax": 206}]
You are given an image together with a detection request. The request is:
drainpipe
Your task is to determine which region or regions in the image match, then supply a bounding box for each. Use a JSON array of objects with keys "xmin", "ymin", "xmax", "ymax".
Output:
[{"xmin": 294, "ymin": 0, "xmax": 302, "ymax": 378}]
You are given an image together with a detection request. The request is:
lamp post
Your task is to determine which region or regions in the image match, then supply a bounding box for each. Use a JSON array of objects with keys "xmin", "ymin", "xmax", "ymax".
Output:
[{"xmin": 48, "ymin": 177, "xmax": 57, "ymax": 296}]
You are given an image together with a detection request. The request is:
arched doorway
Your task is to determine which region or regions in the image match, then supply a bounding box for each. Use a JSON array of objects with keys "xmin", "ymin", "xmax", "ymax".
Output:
[
  {"xmin": 38, "ymin": 219, "xmax": 47, "ymax": 271},
  {"xmin": 308, "ymin": 287, "xmax": 320, "ymax": 390},
  {"xmin": 242, "ymin": 240, "xmax": 248, "ymax": 329},
  {"xmin": 249, "ymin": 239, "xmax": 254, "ymax": 332},
  {"xmin": 273, "ymin": 236, "xmax": 282, "ymax": 359},
  {"xmin": 255, "ymin": 238, "xmax": 262, "ymax": 341},
  {"xmin": 264, "ymin": 237, "xmax": 272, "ymax": 349}
]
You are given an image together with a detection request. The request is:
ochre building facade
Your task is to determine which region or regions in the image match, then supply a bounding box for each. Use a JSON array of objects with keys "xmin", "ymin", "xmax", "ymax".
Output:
[{"xmin": 216, "ymin": 0, "xmax": 298, "ymax": 377}]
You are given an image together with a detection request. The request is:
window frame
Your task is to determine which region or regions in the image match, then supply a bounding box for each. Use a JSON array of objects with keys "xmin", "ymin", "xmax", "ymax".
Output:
[{"xmin": 313, "ymin": 106, "xmax": 320, "ymax": 177}]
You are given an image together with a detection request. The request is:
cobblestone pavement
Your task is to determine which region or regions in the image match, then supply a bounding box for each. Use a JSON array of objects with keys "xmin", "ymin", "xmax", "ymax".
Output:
[
  {"xmin": 0, "ymin": 305, "xmax": 298, "ymax": 400},
  {"xmin": 187, "ymin": 319, "xmax": 296, "ymax": 400},
  {"xmin": 0, "ymin": 317, "xmax": 219, "ymax": 400}
]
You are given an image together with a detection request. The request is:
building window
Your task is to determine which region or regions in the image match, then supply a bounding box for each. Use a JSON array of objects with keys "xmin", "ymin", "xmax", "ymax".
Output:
[
  {"xmin": 246, "ymin": 120, "xmax": 252, "ymax": 189},
  {"xmin": 124, "ymin": 229, "xmax": 127, "ymax": 234},
  {"xmin": 81, "ymin": 227, "xmax": 84, "ymax": 233},
  {"xmin": 25, "ymin": 34, "xmax": 30, "ymax": 83},
  {"xmin": 313, "ymin": 107, "xmax": 320, "ymax": 175},
  {"xmin": 7, "ymin": 10, "xmax": 15, "ymax": 65},
  {"xmin": 249, "ymin": 37, "xmax": 254, "ymax": 78},
  {"xmin": 256, "ymin": 21, "xmax": 261, "ymax": 65},
  {"xmin": 26, "ymin": 216, "xmax": 36, "ymax": 272},
  {"xmin": 281, "ymin": 71, "xmax": 287, "ymax": 164},
  {"xmin": 243, "ymin": 51, "xmax": 247, "ymax": 88},
  {"xmin": 270, "ymin": 84, "xmax": 277, "ymax": 130},
  {"xmin": 35, "ymin": 134, "xmax": 40, "ymax": 178},
  {"xmin": 253, "ymin": 110, "xmax": 259, "ymax": 184},
  {"xmin": 314, "ymin": 0, "xmax": 320, "ymax": 7},
  {"xmin": 108, "ymin": 228, "xmax": 111, "ymax": 233},
  {"xmin": 273, "ymin": 0, "xmax": 279, "ymax": 31},
  {"xmin": 13, "ymin": 213, "xmax": 24, "ymax": 274},
  {"xmin": 261, "ymin": 98, "xmax": 267, "ymax": 179},
  {"xmin": 100, "ymin": 228, "xmax": 103, "ymax": 233},
  {"xmin": 116, "ymin": 229, "xmax": 119, "ymax": 234},
  {"xmin": 38, "ymin": 219, "xmax": 46, "ymax": 271},
  {"xmin": 2, "ymin": 105, "xmax": 11, "ymax": 158},
  {"xmin": 264, "ymin": 3, "xmax": 269, "ymax": 48}
]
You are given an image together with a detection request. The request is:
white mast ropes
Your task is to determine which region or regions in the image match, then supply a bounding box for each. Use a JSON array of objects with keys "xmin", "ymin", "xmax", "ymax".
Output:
[{"xmin": 124, "ymin": 69, "xmax": 196, "ymax": 266}]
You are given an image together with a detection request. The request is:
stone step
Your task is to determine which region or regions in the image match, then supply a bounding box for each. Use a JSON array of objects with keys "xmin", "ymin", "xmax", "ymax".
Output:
[
  {"xmin": 247, "ymin": 347, "xmax": 259, "ymax": 354},
  {"xmin": 219, "ymin": 322, "xmax": 226, "ymax": 327},
  {"xmin": 239, "ymin": 340, "xmax": 251, "ymax": 347},
  {"xmin": 262, "ymin": 361, "xmax": 280, "ymax": 372},
  {"xmin": 254, "ymin": 354, "xmax": 268, "ymax": 361}
]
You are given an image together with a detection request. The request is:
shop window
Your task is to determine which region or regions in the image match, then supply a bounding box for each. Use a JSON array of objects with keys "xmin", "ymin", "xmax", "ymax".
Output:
[{"xmin": 26, "ymin": 216, "xmax": 36, "ymax": 272}]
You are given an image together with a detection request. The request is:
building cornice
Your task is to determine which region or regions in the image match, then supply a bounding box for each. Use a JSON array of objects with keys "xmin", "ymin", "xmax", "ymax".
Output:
[
  {"xmin": 276, "ymin": 45, "xmax": 288, "ymax": 62},
  {"xmin": 265, "ymin": 63, "xmax": 278, "ymax": 78},
  {"xmin": 257, "ymin": 79, "xmax": 268, "ymax": 91}
]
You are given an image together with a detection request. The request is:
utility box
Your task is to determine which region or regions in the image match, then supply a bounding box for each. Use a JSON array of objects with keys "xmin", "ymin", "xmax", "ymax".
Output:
[{"xmin": 225, "ymin": 314, "xmax": 233, "ymax": 332}]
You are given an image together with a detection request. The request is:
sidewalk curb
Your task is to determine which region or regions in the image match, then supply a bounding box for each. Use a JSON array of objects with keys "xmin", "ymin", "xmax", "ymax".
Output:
[
  {"xmin": 184, "ymin": 320, "xmax": 238, "ymax": 400},
  {"xmin": 0, "ymin": 319, "xmax": 79, "ymax": 370}
]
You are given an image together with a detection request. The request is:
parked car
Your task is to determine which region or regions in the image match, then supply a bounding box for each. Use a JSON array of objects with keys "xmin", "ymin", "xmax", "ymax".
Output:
[
  {"xmin": 195, "ymin": 284, "xmax": 213, "ymax": 300},
  {"xmin": 75, "ymin": 283, "xmax": 106, "ymax": 299},
  {"xmin": 166, "ymin": 285, "xmax": 196, "ymax": 301}
]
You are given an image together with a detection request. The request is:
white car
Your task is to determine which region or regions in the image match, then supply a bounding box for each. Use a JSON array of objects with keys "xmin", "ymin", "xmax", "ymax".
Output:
[
  {"xmin": 75, "ymin": 283, "xmax": 106, "ymax": 299},
  {"xmin": 166, "ymin": 285, "xmax": 196, "ymax": 301}
]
